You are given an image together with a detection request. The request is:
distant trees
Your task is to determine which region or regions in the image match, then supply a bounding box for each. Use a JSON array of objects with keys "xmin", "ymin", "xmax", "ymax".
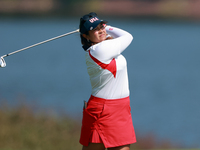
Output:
[{"xmin": 131, "ymin": 0, "xmax": 161, "ymax": 1}]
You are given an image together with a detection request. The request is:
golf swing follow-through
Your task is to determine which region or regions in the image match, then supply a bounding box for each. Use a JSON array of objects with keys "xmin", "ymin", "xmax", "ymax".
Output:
[
  {"xmin": 1, "ymin": 12, "xmax": 137, "ymax": 150},
  {"xmin": 0, "ymin": 29, "xmax": 79, "ymax": 68}
]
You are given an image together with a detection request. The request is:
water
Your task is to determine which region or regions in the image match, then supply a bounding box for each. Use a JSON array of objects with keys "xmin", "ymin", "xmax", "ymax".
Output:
[{"xmin": 0, "ymin": 18, "xmax": 200, "ymax": 148}]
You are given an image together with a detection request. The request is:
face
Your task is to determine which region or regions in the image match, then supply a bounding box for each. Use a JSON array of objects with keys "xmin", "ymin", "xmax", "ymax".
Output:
[{"xmin": 84, "ymin": 23, "xmax": 107, "ymax": 44}]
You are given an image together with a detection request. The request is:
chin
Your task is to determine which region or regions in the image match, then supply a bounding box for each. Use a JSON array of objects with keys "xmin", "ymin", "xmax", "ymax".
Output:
[{"xmin": 101, "ymin": 36, "xmax": 107, "ymax": 41}]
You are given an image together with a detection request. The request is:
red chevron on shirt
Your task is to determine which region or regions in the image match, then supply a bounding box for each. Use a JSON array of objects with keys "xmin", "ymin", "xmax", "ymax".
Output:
[{"xmin": 89, "ymin": 50, "xmax": 116, "ymax": 78}]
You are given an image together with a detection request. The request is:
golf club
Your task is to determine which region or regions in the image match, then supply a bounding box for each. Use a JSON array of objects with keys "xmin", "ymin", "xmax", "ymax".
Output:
[{"xmin": 0, "ymin": 29, "xmax": 79, "ymax": 68}]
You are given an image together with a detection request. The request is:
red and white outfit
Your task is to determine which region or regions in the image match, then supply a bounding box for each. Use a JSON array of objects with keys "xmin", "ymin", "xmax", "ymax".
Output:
[{"xmin": 80, "ymin": 26, "xmax": 136, "ymax": 148}]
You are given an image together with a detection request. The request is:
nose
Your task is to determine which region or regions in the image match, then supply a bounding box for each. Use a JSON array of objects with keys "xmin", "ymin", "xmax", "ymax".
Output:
[
  {"xmin": 99, "ymin": 28, "xmax": 103, "ymax": 33},
  {"xmin": 98, "ymin": 26, "xmax": 105, "ymax": 33}
]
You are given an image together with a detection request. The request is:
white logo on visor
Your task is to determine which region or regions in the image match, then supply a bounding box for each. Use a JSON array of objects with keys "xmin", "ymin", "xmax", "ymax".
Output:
[{"xmin": 89, "ymin": 17, "xmax": 99, "ymax": 23}]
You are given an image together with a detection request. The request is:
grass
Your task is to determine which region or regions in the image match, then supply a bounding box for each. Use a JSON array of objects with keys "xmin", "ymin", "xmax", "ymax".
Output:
[
  {"xmin": 0, "ymin": 99, "xmax": 194, "ymax": 150},
  {"xmin": 0, "ymin": 102, "xmax": 82, "ymax": 150}
]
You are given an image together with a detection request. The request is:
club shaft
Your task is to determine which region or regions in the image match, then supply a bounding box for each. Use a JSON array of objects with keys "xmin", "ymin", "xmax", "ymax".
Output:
[{"xmin": 1, "ymin": 29, "xmax": 79, "ymax": 58}]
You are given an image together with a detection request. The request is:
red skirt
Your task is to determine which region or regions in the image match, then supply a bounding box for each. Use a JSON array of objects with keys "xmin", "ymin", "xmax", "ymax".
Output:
[{"xmin": 79, "ymin": 95, "xmax": 136, "ymax": 148}]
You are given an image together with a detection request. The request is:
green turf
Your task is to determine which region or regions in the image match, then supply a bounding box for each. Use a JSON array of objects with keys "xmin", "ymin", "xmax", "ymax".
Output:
[{"xmin": 0, "ymin": 102, "xmax": 197, "ymax": 150}]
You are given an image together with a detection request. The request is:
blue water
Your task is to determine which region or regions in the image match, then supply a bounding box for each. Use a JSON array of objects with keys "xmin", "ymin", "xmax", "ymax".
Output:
[{"xmin": 0, "ymin": 18, "xmax": 200, "ymax": 148}]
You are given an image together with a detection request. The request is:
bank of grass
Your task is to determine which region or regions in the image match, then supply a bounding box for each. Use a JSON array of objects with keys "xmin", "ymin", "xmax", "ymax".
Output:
[
  {"xmin": 0, "ymin": 103, "xmax": 82, "ymax": 150},
  {"xmin": 0, "ymin": 101, "xmax": 185, "ymax": 150}
]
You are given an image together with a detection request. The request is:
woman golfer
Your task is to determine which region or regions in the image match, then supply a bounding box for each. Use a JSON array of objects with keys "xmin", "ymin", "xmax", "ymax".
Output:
[{"xmin": 79, "ymin": 12, "xmax": 136, "ymax": 150}]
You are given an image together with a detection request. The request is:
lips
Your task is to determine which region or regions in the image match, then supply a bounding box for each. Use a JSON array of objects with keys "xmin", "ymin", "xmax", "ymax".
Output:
[{"xmin": 99, "ymin": 33, "xmax": 106, "ymax": 38}]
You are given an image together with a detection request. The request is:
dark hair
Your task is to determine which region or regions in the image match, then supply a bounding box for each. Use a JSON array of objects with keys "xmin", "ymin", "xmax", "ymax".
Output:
[
  {"xmin": 79, "ymin": 19, "xmax": 90, "ymax": 47},
  {"xmin": 79, "ymin": 13, "xmax": 95, "ymax": 50}
]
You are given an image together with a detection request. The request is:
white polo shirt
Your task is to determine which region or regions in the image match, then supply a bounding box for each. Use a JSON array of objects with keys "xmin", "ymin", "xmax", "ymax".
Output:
[{"xmin": 85, "ymin": 26, "xmax": 133, "ymax": 99}]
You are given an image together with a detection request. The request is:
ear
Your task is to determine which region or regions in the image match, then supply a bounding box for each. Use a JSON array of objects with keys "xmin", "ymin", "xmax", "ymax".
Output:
[{"xmin": 82, "ymin": 34, "xmax": 87, "ymax": 39}]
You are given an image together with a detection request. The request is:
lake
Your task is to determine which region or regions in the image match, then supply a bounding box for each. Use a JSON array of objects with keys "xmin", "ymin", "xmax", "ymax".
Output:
[{"xmin": 0, "ymin": 18, "xmax": 200, "ymax": 148}]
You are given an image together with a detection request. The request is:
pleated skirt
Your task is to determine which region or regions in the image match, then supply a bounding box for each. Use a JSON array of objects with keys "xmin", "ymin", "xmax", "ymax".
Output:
[{"xmin": 79, "ymin": 95, "xmax": 136, "ymax": 148}]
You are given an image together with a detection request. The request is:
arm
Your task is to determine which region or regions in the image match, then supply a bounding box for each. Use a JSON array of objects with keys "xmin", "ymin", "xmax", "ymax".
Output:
[{"xmin": 90, "ymin": 26, "xmax": 133, "ymax": 63}]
